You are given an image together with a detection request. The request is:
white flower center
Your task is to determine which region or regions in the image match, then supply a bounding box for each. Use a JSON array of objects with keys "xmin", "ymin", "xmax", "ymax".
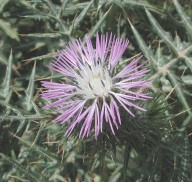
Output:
[{"xmin": 75, "ymin": 63, "xmax": 112, "ymax": 99}]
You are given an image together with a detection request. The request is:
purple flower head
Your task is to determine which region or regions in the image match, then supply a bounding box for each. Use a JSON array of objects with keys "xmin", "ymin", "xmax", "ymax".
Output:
[{"xmin": 41, "ymin": 33, "xmax": 151, "ymax": 139}]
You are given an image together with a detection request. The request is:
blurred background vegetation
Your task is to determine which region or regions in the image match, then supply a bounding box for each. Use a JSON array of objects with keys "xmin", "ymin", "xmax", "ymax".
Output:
[{"xmin": 0, "ymin": 0, "xmax": 192, "ymax": 181}]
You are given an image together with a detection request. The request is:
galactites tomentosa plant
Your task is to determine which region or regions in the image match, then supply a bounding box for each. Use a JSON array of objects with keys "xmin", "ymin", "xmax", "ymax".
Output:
[{"xmin": 41, "ymin": 33, "xmax": 151, "ymax": 139}]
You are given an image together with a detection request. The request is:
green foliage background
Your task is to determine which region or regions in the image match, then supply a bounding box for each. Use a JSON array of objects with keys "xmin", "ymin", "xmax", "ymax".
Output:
[{"xmin": 0, "ymin": 0, "xmax": 192, "ymax": 181}]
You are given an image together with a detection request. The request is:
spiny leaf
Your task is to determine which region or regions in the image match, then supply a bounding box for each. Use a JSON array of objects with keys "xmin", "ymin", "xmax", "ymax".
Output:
[
  {"xmin": 122, "ymin": 0, "xmax": 162, "ymax": 14},
  {"xmin": 58, "ymin": 0, "xmax": 69, "ymax": 17},
  {"xmin": 42, "ymin": 0, "xmax": 68, "ymax": 33},
  {"xmin": 1, "ymin": 49, "xmax": 13, "ymax": 98},
  {"xmin": 173, "ymin": 0, "xmax": 192, "ymax": 39},
  {"xmin": 63, "ymin": 2, "xmax": 93, "ymax": 16},
  {"xmin": 167, "ymin": 71, "xmax": 191, "ymax": 114},
  {"xmin": 149, "ymin": 44, "xmax": 192, "ymax": 81},
  {"xmin": 181, "ymin": 75, "xmax": 192, "ymax": 85},
  {"xmin": 24, "ymin": 61, "xmax": 36, "ymax": 111},
  {"xmin": 22, "ymin": 52, "xmax": 55, "ymax": 62},
  {"xmin": 0, "ymin": 19, "xmax": 19, "ymax": 41},
  {"xmin": 19, "ymin": 0, "xmax": 34, "ymax": 8},
  {"xmin": 179, "ymin": 114, "xmax": 192, "ymax": 132},
  {"xmin": 145, "ymin": 9, "xmax": 178, "ymax": 56},
  {"xmin": 181, "ymin": 137, "xmax": 191, "ymax": 181},
  {"xmin": 0, "ymin": 153, "xmax": 43, "ymax": 181},
  {"xmin": 20, "ymin": 33, "xmax": 62, "ymax": 38},
  {"xmin": 177, "ymin": 136, "xmax": 191, "ymax": 182},
  {"xmin": 0, "ymin": 101, "xmax": 45, "ymax": 122},
  {"xmin": 160, "ymin": 75, "xmax": 172, "ymax": 93},
  {"xmin": 29, "ymin": 42, "xmax": 46, "ymax": 52},
  {"xmin": 42, "ymin": 0, "xmax": 58, "ymax": 17},
  {"xmin": 70, "ymin": 0, "xmax": 93, "ymax": 31},
  {"xmin": 31, "ymin": 120, "xmax": 47, "ymax": 148},
  {"xmin": 118, "ymin": 53, "xmax": 141, "ymax": 67},
  {"xmin": 16, "ymin": 119, "xmax": 29, "ymax": 135},
  {"xmin": 21, "ymin": 14, "xmax": 49, "ymax": 21},
  {"xmin": 183, "ymin": 56, "xmax": 192, "ymax": 73},
  {"xmin": 0, "ymin": 114, "xmax": 44, "ymax": 122},
  {"xmin": 32, "ymin": 0, "xmax": 43, "ymax": 2},
  {"xmin": 14, "ymin": 135, "xmax": 58, "ymax": 161},
  {"xmin": 173, "ymin": 34, "xmax": 190, "ymax": 52},
  {"xmin": 0, "ymin": 0, "xmax": 9, "ymax": 12},
  {"xmin": 88, "ymin": 6, "xmax": 112, "ymax": 38},
  {"xmin": 128, "ymin": 20, "xmax": 157, "ymax": 70},
  {"xmin": 156, "ymin": 43, "xmax": 163, "ymax": 64}
]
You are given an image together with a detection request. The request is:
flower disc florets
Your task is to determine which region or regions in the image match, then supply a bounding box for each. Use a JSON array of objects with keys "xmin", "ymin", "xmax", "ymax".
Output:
[
  {"xmin": 75, "ymin": 62, "xmax": 112, "ymax": 99},
  {"xmin": 41, "ymin": 33, "xmax": 151, "ymax": 139}
]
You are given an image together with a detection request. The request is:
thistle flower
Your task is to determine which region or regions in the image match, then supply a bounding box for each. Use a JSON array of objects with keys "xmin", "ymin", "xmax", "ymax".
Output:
[{"xmin": 41, "ymin": 33, "xmax": 151, "ymax": 139}]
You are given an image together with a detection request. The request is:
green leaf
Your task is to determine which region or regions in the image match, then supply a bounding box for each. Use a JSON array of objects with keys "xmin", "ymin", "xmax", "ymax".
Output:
[
  {"xmin": 43, "ymin": 0, "xmax": 68, "ymax": 33},
  {"xmin": 173, "ymin": 0, "xmax": 192, "ymax": 39},
  {"xmin": 184, "ymin": 56, "xmax": 192, "ymax": 73},
  {"xmin": 21, "ymin": 14, "xmax": 49, "ymax": 21},
  {"xmin": 22, "ymin": 52, "xmax": 55, "ymax": 62},
  {"xmin": 0, "ymin": 0, "xmax": 9, "ymax": 12},
  {"xmin": 0, "ymin": 19, "xmax": 19, "ymax": 41},
  {"xmin": 1, "ymin": 49, "xmax": 13, "ymax": 98},
  {"xmin": 14, "ymin": 135, "xmax": 58, "ymax": 161},
  {"xmin": 181, "ymin": 75, "xmax": 192, "ymax": 85},
  {"xmin": 58, "ymin": 0, "xmax": 69, "ymax": 17},
  {"xmin": 88, "ymin": 6, "xmax": 112, "ymax": 38},
  {"xmin": 63, "ymin": 2, "xmax": 93, "ymax": 16},
  {"xmin": 176, "ymin": 136, "xmax": 191, "ymax": 182},
  {"xmin": 23, "ymin": 61, "xmax": 36, "ymax": 111},
  {"xmin": 42, "ymin": 0, "xmax": 58, "ymax": 17},
  {"xmin": 19, "ymin": 0, "xmax": 34, "ymax": 8},
  {"xmin": 70, "ymin": 0, "xmax": 93, "ymax": 31},
  {"xmin": 128, "ymin": 20, "xmax": 157, "ymax": 70},
  {"xmin": 179, "ymin": 114, "xmax": 192, "ymax": 132},
  {"xmin": 167, "ymin": 71, "xmax": 191, "ymax": 114},
  {"xmin": 145, "ymin": 9, "xmax": 178, "ymax": 56},
  {"xmin": 20, "ymin": 32, "xmax": 62, "ymax": 38},
  {"xmin": 122, "ymin": 0, "xmax": 162, "ymax": 14},
  {"xmin": 0, "ymin": 153, "xmax": 43, "ymax": 181}
]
